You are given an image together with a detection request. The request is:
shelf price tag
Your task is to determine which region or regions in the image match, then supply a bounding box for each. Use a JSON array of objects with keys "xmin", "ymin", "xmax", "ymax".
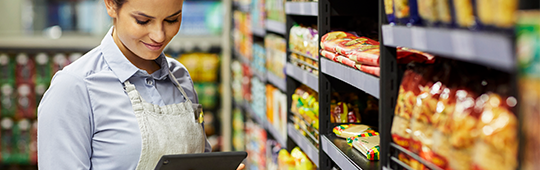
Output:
[
  {"xmin": 382, "ymin": 26, "xmax": 394, "ymax": 45},
  {"xmin": 411, "ymin": 27, "xmax": 427, "ymax": 50},
  {"xmin": 451, "ymin": 31, "xmax": 475, "ymax": 60}
]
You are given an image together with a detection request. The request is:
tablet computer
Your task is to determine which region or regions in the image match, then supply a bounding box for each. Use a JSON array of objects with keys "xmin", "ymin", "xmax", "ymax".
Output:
[{"xmin": 154, "ymin": 151, "xmax": 248, "ymax": 170}]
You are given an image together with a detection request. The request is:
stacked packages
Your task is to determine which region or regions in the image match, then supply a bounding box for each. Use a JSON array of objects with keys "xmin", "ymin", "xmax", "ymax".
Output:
[
  {"xmin": 330, "ymin": 92, "xmax": 378, "ymax": 124},
  {"xmin": 333, "ymin": 124, "xmax": 380, "ymax": 161},
  {"xmin": 320, "ymin": 31, "xmax": 435, "ymax": 77},
  {"xmin": 291, "ymin": 85, "xmax": 319, "ymax": 144},
  {"xmin": 289, "ymin": 25, "xmax": 319, "ymax": 75},
  {"xmin": 392, "ymin": 61, "xmax": 518, "ymax": 170}
]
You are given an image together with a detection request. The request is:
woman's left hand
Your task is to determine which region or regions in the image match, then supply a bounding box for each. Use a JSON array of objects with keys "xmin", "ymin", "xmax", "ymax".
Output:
[{"xmin": 236, "ymin": 163, "xmax": 245, "ymax": 170}]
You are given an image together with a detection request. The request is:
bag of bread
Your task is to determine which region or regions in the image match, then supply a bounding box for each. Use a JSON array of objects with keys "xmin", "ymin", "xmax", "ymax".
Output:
[
  {"xmin": 418, "ymin": 0, "xmax": 438, "ymax": 26},
  {"xmin": 472, "ymin": 93, "xmax": 518, "ymax": 170},
  {"xmin": 453, "ymin": 0, "xmax": 476, "ymax": 28}
]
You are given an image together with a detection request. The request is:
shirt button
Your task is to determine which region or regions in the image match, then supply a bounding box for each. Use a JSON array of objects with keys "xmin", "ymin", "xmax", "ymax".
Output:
[{"xmin": 147, "ymin": 79, "xmax": 153, "ymax": 85}]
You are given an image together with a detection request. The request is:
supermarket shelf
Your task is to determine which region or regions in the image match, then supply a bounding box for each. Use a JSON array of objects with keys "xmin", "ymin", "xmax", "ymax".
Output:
[
  {"xmin": 291, "ymin": 58, "xmax": 318, "ymax": 70},
  {"xmin": 287, "ymin": 123, "xmax": 319, "ymax": 167},
  {"xmin": 267, "ymin": 71, "xmax": 287, "ymax": 92},
  {"xmin": 233, "ymin": 2, "xmax": 250, "ymax": 13},
  {"xmin": 390, "ymin": 143, "xmax": 443, "ymax": 170},
  {"xmin": 233, "ymin": 48, "xmax": 250, "ymax": 65},
  {"xmin": 266, "ymin": 19, "xmax": 286, "ymax": 35},
  {"xmin": 286, "ymin": 63, "xmax": 319, "ymax": 92},
  {"xmin": 285, "ymin": 2, "xmax": 318, "ymax": 16},
  {"xmin": 252, "ymin": 69, "xmax": 267, "ymax": 82},
  {"xmin": 381, "ymin": 25, "xmax": 514, "ymax": 72},
  {"xmin": 243, "ymin": 101, "xmax": 287, "ymax": 147},
  {"xmin": 253, "ymin": 27, "xmax": 266, "ymax": 37},
  {"xmin": 321, "ymin": 58, "xmax": 380, "ymax": 99},
  {"xmin": 0, "ymin": 35, "xmax": 222, "ymax": 50},
  {"xmin": 322, "ymin": 135, "xmax": 379, "ymax": 170},
  {"xmin": 290, "ymin": 49, "xmax": 319, "ymax": 61}
]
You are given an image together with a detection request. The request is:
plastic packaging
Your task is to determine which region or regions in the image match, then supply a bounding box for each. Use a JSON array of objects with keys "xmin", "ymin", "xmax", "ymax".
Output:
[
  {"xmin": 453, "ymin": 0, "xmax": 476, "ymax": 28},
  {"xmin": 351, "ymin": 135, "xmax": 380, "ymax": 161},
  {"xmin": 333, "ymin": 124, "xmax": 372, "ymax": 139}
]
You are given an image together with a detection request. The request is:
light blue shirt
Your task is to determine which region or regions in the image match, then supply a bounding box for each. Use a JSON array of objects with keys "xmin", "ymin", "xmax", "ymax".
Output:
[{"xmin": 37, "ymin": 27, "xmax": 211, "ymax": 170}]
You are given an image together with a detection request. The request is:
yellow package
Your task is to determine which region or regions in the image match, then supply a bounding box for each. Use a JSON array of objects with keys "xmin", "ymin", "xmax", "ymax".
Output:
[{"xmin": 453, "ymin": 0, "xmax": 475, "ymax": 28}]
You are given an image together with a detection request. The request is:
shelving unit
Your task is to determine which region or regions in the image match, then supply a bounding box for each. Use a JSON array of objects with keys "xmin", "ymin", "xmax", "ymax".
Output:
[
  {"xmin": 253, "ymin": 27, "xmax": 266, "ymax": 38},
  {"xmin": 266, "ymin": 19, "xmax": 286, "ymax": 35},
  {"xmin": 286, "ymin": 62, "xmax": 319, "ymax": 92},
  {"xmin": 287, "ymin": 123, "xmax": 319, "ymax": 167},
  {"xmin": 244, "ymin": 101, "xmax": 287, "ymax": 147},
  {"xmin": 267, "ymin": 71, "xmax": 287, "ymax": 92},
  {"xmin": 321, "ymin": 135, "xmax": 379, "ymax": 170},
  {"xmin": 320, "ymin": 58, "xmax": 380, "ymax": 98},
  {"xmin": 381, "ymin": 25, "xmax": 514, "ymax": 72},
  {"xmin": 285, "ymin": 2, "xmax": 318, "ymax": 16}
]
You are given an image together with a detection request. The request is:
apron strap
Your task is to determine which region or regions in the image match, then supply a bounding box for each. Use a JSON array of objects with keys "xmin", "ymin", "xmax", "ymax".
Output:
[{"xmin": 168, "ymin": 70, "xmax": 192, "ymax": 104}]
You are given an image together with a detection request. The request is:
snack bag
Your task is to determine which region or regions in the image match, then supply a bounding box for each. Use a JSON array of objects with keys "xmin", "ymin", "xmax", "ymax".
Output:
[
  {"xmin": 453, "ymin": 0, "xmax": 475, "ymax": 28},
  {"xmin": 355, "ymin": 64, "xmax": 380, "ymax": 77},
  {"xmin": 320, "ymin": 50, "xmax": 339, "ymax": 61},
  {"xmin": 418, "ymin": 0, "xmax": 438, "ymax": 25},
  {"xmin": 334, "ymin": 55, "xmax": 357, "ymax": 69},
  {"xmin": 395, "ymin": 0, "xmax": 421, "ymax": 25},
  {"xmin": 448, "ymin": 88, "xmax": 479, "ymax": 170},
  {"xmin": 351, "ymin": 135, "xmax": 380, "ymax": 161},
  {"xmin": 384, "ymin": 0, "xmax": 395, "ymax": 23},
  {"xmin": 348, "ymin": 47, "xmax": 380, "ymax": 66},
  {"xmin": 472, "ymin": 93, "xmax": 518, "ymax": 170},
  {"xmin": 333, "ymin": 124, "xmax": 372, "ymax": 139},
  {"xmin": 430, "ymin": 85, "xmax": 456, "ymax": 169},
  {"xmin": 335, "ymin": 37, "xmax": 379, "ymax": 56},
  {"xmin": 392, "ymin": 68, "xmax": 425, "ymax": 150}
]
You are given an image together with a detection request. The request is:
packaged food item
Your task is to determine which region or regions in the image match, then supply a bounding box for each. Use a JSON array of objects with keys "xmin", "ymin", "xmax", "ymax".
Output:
[
  {"xmin": 332, "ymin": 124, "xmax": 372, "ymax": 139},
  {"xmin": 351, "ymin": 135, "xmax": 380, "ymax": 161},
  {"xmin": 15, "ymin": 53, "xmax": 35, "ymax": 85},
  {"xmin": 1, "ymin": 118, "xmax": 14, "ymax": 163},
  {"xmin": 472, "ymin": 93, "xmax": 518, "ymax": 170},
  {"xmin": 17, "ymin": 83, "xmax": 36, "ymax": 119},
  {"xmin": 1, "ymin": 84, "xmax": 16, "ymax": 118},
  {"xmin": 384, "ymin": 0, "xmax": 395, "ymax": 23},
  {"xmin": 418, "ymin": 0, "xmax": 438, "ymax": 25},
  {"xmin": 320, "ymin": 50, "xmax": 339, "ymax": 61},
  {"xmin": 436, "ymin": 0, "xmax": 453, "ymax": 26},
  {"xmin": 355, "ymin": 64, "xmax": 380, "ymax": 77},
  {"xmin": 0, "ymin": 53, "xmax": 15, "ymax": 85},
  {"xmin": 394, "ymin": 0, "xmax": 421, "ymax": 25},
  {"xmin": 453, "ymin": 0, "xmax": 475, "ymax": 28},
  {"xmin": 477, "ymin": 0, "xmax": 518, "ymax": 29}
]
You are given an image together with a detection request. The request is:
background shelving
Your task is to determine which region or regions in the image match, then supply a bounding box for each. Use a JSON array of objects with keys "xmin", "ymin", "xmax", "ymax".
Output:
[
  {"xmin": 285, "ymin": 2, "xmax": 318, "ymax": 16},
  {"xmin": 320, "ymin": 58, "xmax": 380, "ymax": 99},
  {"xmin": 266, "ymin": 19, "xmax": 287, "ymax": 35},
  {"xmin": 286, "ymin": 63, "xmax": 319, "ymax": 92},
  {"xmin": 287, "ymin": 123, "xmax": 319, "ymax": 167}
]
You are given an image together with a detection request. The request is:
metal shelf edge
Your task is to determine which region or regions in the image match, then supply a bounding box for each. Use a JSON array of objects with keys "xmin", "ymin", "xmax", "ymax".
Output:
[
  {"xmin": 267, "ymin": 71, "xmax": 287, "ymax": 92},
  {"xmin": 286, "ymin": 63, "xmax": 319, "ymax": 92},
  {"xmin": 320, "ymin": 58, "xmax": 380, "ymax": 98},
  {"xmin": 285, "ymin": 2, "xmax": 318, "ymax": 16},
  {"xmin": 287, "ymin": 123, "xmax": 319, "ymax": 167},
  {"xmin": 265, "ymin": 20, "xmax": 286, "ymax": 35},
  {"xmin": 321, "ymin": 135, "xmax": 362, "ymax": 170}
]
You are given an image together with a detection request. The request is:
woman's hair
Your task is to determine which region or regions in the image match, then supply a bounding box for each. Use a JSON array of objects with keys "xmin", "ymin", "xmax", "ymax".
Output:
[{"xmin": 112, "ymin": 0, "xmax": 127, "ymax": 9}]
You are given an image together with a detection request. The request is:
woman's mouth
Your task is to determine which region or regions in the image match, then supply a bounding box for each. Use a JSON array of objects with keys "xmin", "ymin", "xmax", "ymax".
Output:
[{"xmin": 142, "ymin": 42, "xmax": 163, "ymax": 51}]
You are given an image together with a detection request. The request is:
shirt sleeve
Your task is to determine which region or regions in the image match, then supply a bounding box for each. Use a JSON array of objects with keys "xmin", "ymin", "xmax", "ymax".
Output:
[{"xmin": 37, "ymin": 71, "xmax": 94, "ymax": 170}]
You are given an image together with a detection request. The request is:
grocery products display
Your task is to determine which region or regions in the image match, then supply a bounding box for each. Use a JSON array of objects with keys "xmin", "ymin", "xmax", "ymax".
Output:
[
  {"xmin": 290, "ymin": 85, "xmax": 319, "ymax": 145},
  {"xmin": 266, "ymin": 85, "xmax": 288, "ymax": 141},
  {"xmin": 245, "ymin": 120, "xmax": 268, "ymax": 170},
  {"xmin": 265, "ymin": 34, "xmax": 287, "ymax": 79},
  {"xmin": 289, "ymin": 25, "xmax": 319, "ymax": 75},
  {"xmin": 330, "ymin": 91, "xmax": 378, "ymax": 124},
  {"xmin": 232, "ymin": 108, "xmax": 246, "ymax": 151},
  {"xmin": 0, "ymin": 51, "xmax": 79, "ymax": 166},
  {"xmin": 277, "ymin": 147, "xmax": 316, "ymax": 170},
  {"xmin": 253, "ymin": 43, "xmax": 267, "ymax": 76},
  {"xmin": 179, "ymin": 1, "xmax": 224, "ymax": 35},
  {"xmin": 266, "ymin": 0, "xmax": 286, "ymax": 23},
  {"xmin": 517, "ymin": 11, "xmax": 540, "ymax": 170},
  {"xmin": 233, "ymin": 10, "xmax": 253, "ymax": 60},
  {"xmin": 320, "ymin": 31, "xmax": 435, "ymax": 77},
  {"xmin": 392, "ymin": 61, "xmax": 517, "ymax": 170},
  {"xmin": 252, "ymin": 0, "xmax": 266, "ymax": 32},
  {"xmin": 333, "ymin": 125, "xmax": 380, "ymax": 161}
]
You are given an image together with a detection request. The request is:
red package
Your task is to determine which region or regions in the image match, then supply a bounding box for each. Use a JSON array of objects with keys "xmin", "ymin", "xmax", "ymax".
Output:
[
  {"xmin": 320, "ymin": 31, "xmax": 358, "ymax": 43},
  {"xmin": 397, "ymin": 47, "xmax": 436, "ymax": 64},
  {"xmin": 15, "ymin": 53, "xmax": 35, "ymax": 85},
  {"xmin": 334, "ymin": 55, "xmax": 356, "ymax": 68},
  {"xmin": 349, "ymin": 48, "xmax": 381, "ymax": 66},
  {"xmin": 320, "ymin": 50, "xmax": 339, "ymax": 61},
  {"xmin": 17, "ymin": 83, "xmax": 36, "ymax": 119},
  {"xmin": 335, "ymin": 37, "xmax": 380, "ymax": 55},
  {"xmin": 355, "ymin": 64, "xmax": 380, "ymax": 77}
]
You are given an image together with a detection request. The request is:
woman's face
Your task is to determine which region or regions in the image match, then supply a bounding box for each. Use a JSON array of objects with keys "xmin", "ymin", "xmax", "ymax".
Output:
[{"xmin": 106, "ymin": 0, "xmax": 183, "ymax": 60}]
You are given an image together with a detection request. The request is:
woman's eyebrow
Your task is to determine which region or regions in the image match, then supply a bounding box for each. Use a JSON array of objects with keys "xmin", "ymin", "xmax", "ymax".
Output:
[{"xmin": 132, "ymin": 9, "xmax": 182, "ymax": 19}]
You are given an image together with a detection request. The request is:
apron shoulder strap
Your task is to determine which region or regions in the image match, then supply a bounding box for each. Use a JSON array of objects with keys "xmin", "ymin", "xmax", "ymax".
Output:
[{"xmin": 168, "ymin": 70, "xmax": 192, "ymax": 104}]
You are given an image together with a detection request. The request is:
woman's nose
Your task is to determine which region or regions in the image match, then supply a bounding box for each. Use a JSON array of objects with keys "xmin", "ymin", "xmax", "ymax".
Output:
[{"xmin": 149, "ymin": 24, "xmax": 165, "ymax": 43}]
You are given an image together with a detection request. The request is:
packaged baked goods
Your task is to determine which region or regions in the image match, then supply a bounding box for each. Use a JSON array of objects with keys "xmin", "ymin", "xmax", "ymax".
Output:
[
  {"xmin": 355, "ymin": 64, "xmax": 380, "ymax": 77},
  {"xmin": 333, "ymin": 124, "xmax": 372, "ymax": 139},
  {"xmin": 351, "ymin": 135, "xmax": 380, "ymax": 161},
  {"xmin": 477, "ymin": 0, "xmax": 517, "ymax": 29},
  {"xmin": 320, "ymin": 50, "xmax": 339, "ymax": 61},
  {"xmin": 453, "ymin": 0, "xmax": 476, "ymax": 28},
  {"xmin": 472, "ymin": 93, "xmax": 518, "ymax": 170}
]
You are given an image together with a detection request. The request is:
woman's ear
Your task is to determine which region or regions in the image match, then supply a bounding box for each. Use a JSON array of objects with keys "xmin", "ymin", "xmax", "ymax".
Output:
[{"xmin": 104, "ymin": 0, "xmax": 118, "ymax": 19}]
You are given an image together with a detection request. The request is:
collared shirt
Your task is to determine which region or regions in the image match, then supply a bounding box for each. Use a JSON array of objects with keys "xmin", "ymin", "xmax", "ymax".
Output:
[{"xmin": 37, "ymin": 27, "xmax": 211, "ymax": 170}]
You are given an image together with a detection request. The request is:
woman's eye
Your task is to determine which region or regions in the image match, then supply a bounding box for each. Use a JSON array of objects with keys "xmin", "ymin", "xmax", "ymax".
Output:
[
  {"xmin": 136, "ymin": 19, "xmax": 150, "ymax": 25},
  {"xmin": 165, "ymin": 19, "xmax": 179, "ymax": 24}
]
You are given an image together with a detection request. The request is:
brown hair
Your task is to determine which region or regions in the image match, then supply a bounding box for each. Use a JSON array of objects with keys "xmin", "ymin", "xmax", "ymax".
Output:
[{"xmin": 112, "ymin": 0, "xmax": 127, "ymax": 9}]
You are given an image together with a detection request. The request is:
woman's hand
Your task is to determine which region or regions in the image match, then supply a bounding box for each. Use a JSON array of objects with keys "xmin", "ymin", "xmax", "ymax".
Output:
[{"xmin": 236, "ymin": 163, "xmax": 245, "ymax": 170}]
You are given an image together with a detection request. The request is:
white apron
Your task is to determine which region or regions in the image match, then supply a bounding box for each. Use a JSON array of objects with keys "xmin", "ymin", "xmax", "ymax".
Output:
[{"xmin": 124, "ymin": 71, "xmax": 206, "ymax": 170}]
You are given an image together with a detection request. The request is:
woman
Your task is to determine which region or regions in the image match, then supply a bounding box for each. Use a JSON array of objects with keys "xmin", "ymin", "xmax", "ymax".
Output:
[{"xmin": 37, "ymin": 0, "xmax": 244, "ymax": 169}]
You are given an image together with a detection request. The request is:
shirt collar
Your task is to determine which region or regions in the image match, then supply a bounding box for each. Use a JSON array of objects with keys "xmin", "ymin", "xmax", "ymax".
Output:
[{"xmin": 100, "ymin": 27, "xmax": 170, "ymax": 82}]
